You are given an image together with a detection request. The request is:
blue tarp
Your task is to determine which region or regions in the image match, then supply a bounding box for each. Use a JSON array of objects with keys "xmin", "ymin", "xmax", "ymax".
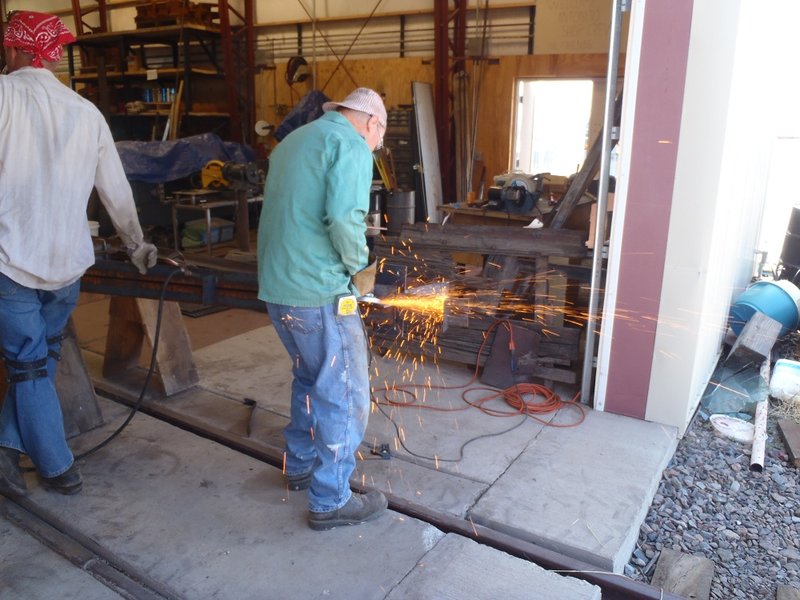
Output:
[
  {"xmin": 116, "ymin": 133, "xmax": 256, "ymax": 183},
  {"xmin": 273, "ymin": 90, "xmax": 330, "ymax": 141}
]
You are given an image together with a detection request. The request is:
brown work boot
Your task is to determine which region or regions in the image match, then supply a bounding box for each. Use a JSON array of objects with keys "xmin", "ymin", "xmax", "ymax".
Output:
[
  {"xmin": 41, "ymin": 463, "xmax": 82, "ymax": 495},
  {"xmin": 0, "ymin": 446, "xmax": 28, "ymax": 496},
  {"xmin": 308, "ymin": 490, "xmax": 387, "ymax": 531}
]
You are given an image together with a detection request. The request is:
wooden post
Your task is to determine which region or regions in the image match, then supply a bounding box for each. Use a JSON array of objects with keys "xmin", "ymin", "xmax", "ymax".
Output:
[{"xmin": 103, "ymin": 297, "xmax": 199, "ymax": 396}]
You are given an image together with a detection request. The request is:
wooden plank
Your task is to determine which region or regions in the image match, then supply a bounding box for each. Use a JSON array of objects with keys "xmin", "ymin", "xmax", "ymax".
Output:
[
  {"xmin": 399, "ymin": 223, "xmax": 588, "ymax": 258},
  {"xmin": 136, "ymin": 298, "xmax": 199, "ymax": 396},
  {"xmin": 727, "ymin": 311, "xmax": 782, "ymax": 362},
  {"xmin": 103, "ymin": 296, "xmax": 199, "ymax": 397},
  {"xmin": 550, "ymin": 89, "xmax": 623, "ymax": 229},
  {"xmin": 103, "ymin": 296, "xmax": 146, "ymax": 377},
  {"xmin": 57, "ymin": 319, "xmax": 104, "ymax": 438},
  {"xmin": 651, "ymin": 549, "xmax": 713, "ymax": 600},
  {"xmin": 777, "ymin": 419, "xmax": 800, "ymax": 467}
]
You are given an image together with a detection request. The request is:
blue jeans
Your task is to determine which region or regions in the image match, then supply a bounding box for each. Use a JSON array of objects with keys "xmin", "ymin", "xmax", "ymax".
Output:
[
  {"xmin": 0, "ymin": 273, "xmax": 80, "ymax": 478},
  {"xmin": 267, "ymin": 302, "xmax": 371, "ymax": 513}
]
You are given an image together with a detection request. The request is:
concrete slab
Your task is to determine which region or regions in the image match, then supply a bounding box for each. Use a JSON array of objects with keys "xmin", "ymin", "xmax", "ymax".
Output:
[
  {"xmin": 31, "ymin": 400, "xmax": 442, "ymax": 599},
  {"xmin": 353, "ymin": 454, "xmax": 488, "ymax": 517},
  {"xmin": 193, "ymin": 325, "xmax": 293, "ymax": 412},
  {"xmin": 385, "ymin": 533, "xmax": 601, "ymax": 600},
  {"xmin": 79, "ymin": 322, "xmax": 680, "ymax": 582},
  {"xmin": 0, "ymin": 516, "xmax": 123, "ymax": 600},
  {"xmin": 6, "ymin": 397, "xmax": 597, "ymax": 600},
  {"xmin": 365, "ymin": 354, "xmax": 553, "ymax": 485},
  {"xmin": 194, "ymin": 326, "xmax": 551, "ymax": 484},
  {"xmin": 470, "ymin": 408, "xmax": 678, "ymax": 573}
]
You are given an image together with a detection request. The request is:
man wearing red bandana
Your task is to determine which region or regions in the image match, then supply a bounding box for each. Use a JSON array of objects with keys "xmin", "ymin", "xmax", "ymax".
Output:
[{"xmin": 0, "ymin": 11, "xmax": 157, "ymax": 497}]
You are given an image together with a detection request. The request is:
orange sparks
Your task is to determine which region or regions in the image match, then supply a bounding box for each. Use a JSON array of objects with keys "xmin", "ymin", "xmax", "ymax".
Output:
[{"xmin": 380, "ymin": 292, "xmax": 447, "ymax": 316}]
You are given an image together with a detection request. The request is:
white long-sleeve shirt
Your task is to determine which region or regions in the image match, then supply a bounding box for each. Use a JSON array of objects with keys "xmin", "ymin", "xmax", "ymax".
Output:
[{"xmin": 0, "ymin": 67, "xmax": 144, "ymax": 290}]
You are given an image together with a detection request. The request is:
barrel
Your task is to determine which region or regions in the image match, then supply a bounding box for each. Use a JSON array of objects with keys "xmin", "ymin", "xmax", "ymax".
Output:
[
  {"xmin": 386, "ymin": 190, "xmax": 415, "ymax": 235},
  {"xmin": 728, "ymin": 279, "xmax": 800, "ymax": 337}
]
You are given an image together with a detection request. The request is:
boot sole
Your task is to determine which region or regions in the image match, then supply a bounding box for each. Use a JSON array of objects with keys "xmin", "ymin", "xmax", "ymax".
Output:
[{"xmin": 42, "ymin": 480, "xmax": 82, "ymax": 495}]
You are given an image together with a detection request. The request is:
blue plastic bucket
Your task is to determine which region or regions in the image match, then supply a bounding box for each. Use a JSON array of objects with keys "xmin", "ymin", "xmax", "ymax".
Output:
[{"xmin": 728, "ymin": 280, "xmax": 800, "ymax": 337}]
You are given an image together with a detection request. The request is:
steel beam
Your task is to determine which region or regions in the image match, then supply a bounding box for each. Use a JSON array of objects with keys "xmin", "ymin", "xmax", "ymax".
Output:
[{"xmin": 433, "ymin": 0, "xmax": 466, "ymax": 205}]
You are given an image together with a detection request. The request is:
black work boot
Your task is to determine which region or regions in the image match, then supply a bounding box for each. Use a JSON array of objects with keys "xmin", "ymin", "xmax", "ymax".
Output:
[
  {"xmin": 0, "ymin": 446, "xmax": 27, "ymax": 496},
  {"xmin": 42, "ymin": 463, "xmax": 82, "ymax": 495},
  {"xmin": 308, "ymin": 490, "xmax": 388, "ymax": 531}
]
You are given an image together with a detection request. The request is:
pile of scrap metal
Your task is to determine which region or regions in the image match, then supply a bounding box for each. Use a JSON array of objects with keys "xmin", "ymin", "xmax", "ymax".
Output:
[{"xmin": 366, "ymin": 223, "xmax": 588, "ymax": 385}]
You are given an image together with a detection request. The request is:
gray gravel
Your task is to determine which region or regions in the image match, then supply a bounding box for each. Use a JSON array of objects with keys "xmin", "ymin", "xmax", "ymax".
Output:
[{"xmin": 625, "ymin": 406, "xmax": 800, "ymax": 599}]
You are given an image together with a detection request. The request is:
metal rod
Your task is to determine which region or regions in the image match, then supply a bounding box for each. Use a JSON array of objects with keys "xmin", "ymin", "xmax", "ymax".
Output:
[{"xmin": 580, "ymin": 0, "xmax": 624, "ymax": 405}]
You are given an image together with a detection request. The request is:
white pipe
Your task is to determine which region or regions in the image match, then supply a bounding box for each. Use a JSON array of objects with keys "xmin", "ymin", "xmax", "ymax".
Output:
[{"xmin": 750, "ymin": 357, "xmax": 771, "ymax": 472}]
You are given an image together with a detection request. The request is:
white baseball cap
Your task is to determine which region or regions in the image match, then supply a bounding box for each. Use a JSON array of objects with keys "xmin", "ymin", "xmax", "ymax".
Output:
[{"xmin": 322, "ymin": 88, "xmax": 387, "ymax": 129}]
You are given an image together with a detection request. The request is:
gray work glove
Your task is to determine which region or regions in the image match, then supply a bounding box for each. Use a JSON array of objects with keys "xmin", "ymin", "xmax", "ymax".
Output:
[{"xmin": 128, "ymin": 243, "xmax": 158, "ymax": 275}]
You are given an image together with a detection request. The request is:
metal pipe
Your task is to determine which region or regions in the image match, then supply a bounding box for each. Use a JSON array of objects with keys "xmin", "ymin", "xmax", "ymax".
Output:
[{"xmin": 581, "ymin": 0, "xmax": 626, "ymax": 405}]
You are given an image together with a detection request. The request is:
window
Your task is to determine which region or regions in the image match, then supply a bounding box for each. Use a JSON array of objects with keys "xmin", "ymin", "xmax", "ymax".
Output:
[{"xmin": 512, "ymin": 79, "xmax": 594, "ymax": 177}]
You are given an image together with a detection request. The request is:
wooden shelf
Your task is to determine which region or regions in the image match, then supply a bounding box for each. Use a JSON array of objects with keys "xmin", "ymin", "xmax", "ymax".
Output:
[
  {"xmin": 74, "ymin": 24, "xmax": 220, "ymax": 48},
  {"xmin": 112, "ymin": 111, "xmax": 228, "ymax": 118},
  {"xmin": 72, "ymin": 67, "xmax": 220, "ymax": 82}
]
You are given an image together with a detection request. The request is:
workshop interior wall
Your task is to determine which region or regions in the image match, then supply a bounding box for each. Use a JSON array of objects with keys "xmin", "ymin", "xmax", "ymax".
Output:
[{"xmin": 256, "ymin": 52, "xmax": 611, "ymax": 190}]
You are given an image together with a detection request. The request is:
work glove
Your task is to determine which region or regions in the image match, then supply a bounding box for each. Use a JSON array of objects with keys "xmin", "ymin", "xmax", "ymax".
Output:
[{"xmin": 128, "ymin": 242, "xmax": 158, "ymax": 275}]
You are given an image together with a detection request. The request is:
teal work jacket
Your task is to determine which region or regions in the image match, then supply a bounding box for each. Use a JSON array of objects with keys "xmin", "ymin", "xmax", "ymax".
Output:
[{"xmin": 257, "ymin": 111, "xmax": 372, "ymax": 307}]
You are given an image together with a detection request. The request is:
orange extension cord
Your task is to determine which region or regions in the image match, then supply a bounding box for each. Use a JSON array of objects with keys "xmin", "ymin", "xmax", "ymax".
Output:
[{"xmin": 375, "ymin": 319, "xmax": 586, "ymax": 428}]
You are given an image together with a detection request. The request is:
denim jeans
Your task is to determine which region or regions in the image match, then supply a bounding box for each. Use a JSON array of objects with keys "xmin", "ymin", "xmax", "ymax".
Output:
[
  {"xmin": 0, "ymin": 273, "xmax": 80, "ymax": 478},
  {"xmin": 267, "ymin": 302, "xmax": 371, "ymax": 513}
]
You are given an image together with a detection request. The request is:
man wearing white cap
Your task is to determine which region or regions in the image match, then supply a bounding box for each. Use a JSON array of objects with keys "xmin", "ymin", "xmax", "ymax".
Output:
[
  {"xmin": 257, "ymin": 87, "xmax": 387, "ymax": 530},
  {"xmin": 0, "ymin": 11, "xmax": 157, "ymax": 497}
]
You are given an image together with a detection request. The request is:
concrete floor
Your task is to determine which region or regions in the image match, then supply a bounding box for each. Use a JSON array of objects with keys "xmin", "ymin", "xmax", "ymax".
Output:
[{"xmin": 0, "ymin": 294, "xmax": 679, "ymax": 599}]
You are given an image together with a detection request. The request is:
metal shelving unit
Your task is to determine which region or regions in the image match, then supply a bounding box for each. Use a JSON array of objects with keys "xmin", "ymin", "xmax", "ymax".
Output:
[{"xmin": 67, "ymin": 1, "xmax": 254, "ymax": 144}]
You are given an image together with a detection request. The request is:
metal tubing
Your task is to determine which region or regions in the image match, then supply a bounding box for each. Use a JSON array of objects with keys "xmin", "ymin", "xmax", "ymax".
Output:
[{"xmin": 581, "ymin": 0, "xmax": 625, "ymax": 405}]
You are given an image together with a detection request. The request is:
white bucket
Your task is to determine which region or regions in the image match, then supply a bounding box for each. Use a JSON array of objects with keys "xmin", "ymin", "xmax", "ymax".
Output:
[
  {"xmin": 770, "ymin": 358, "xmax": 800, "ymax": 404},
  {"xmin": 88, "ymin": 220, "xmax": 100, "ymax": 237}
]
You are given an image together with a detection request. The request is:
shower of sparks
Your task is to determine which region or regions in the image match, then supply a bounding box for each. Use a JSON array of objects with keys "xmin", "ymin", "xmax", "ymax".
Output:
[
  {"xmin": 380, "ymin": 292, "xmax": 448, "ymax": 316},
  {"xmin": 357, "ymin": 236, "xmax": 728, "ymax": 471}
]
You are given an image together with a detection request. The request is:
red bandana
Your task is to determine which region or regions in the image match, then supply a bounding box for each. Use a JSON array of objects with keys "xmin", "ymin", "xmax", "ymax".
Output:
[{"xmin": 3, "ymin": 11, "xmax": 76, "ymax": 68}]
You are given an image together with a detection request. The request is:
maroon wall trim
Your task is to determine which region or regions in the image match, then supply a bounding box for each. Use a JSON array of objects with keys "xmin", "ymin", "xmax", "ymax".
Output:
[{"xmin": 603, "ymin": 0, "xmax": 694, "ymax": 418}]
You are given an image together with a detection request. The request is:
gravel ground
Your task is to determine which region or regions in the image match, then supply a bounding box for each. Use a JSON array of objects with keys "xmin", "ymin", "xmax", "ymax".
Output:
[{"xmin": 625, "ymin": 404, "xmax": 800, "ymax": 599}]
